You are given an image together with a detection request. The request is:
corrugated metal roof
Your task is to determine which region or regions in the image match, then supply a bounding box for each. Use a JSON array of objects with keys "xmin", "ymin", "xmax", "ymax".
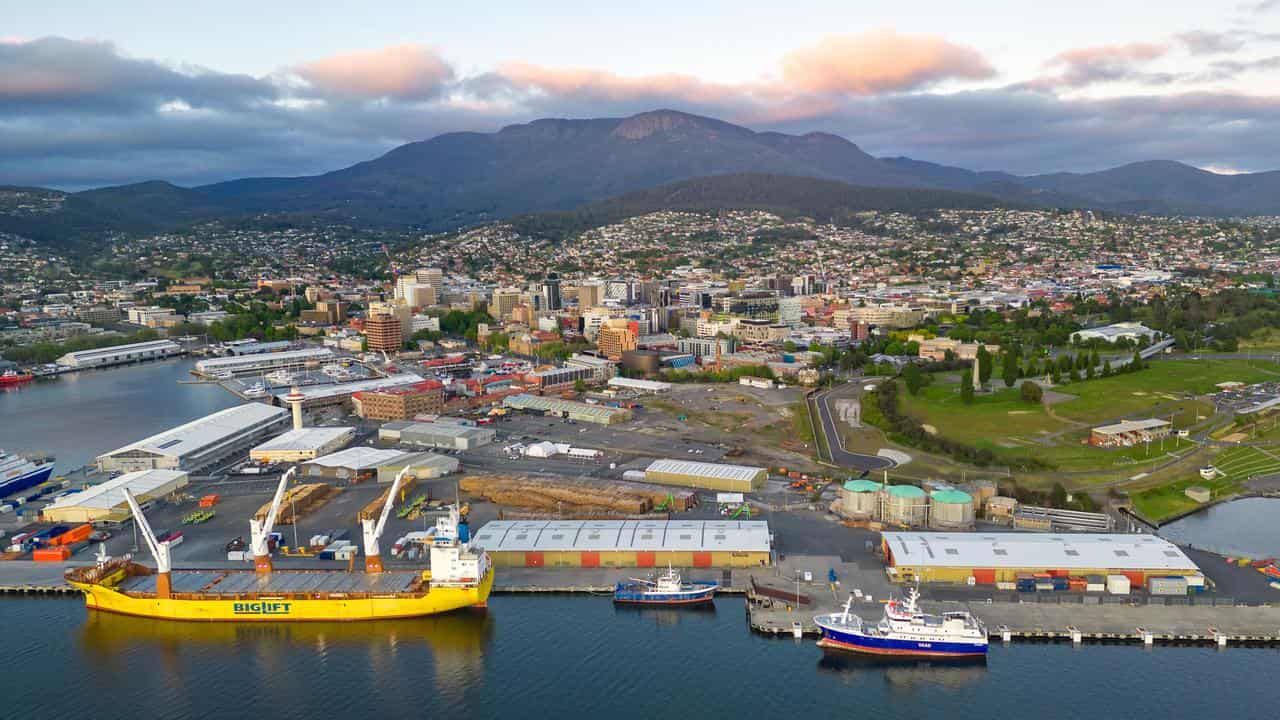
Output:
[
  {"xmin": 194, "ymin": 348, "xmax": 334, "ymax": 372},
  {"xmin": 44, "ymin": 469, "xmax": 188, "ymax": 511},
  {"xmin": 883, "ymin": 532, "xmax": 1200, "ymax": 572},
  {"xmin": 99, "ymin": 404, "xmax": 288, "ymax": 462},
  {"xmin": 272, "ymin": 373, "xmax": 423, "ymax": 401},
  {"xmin": 503, "ymin": 394, "xmax": 629, "ymax": 420},
  {"xmin": 644, "ymin": 459, "xmax": 766, "ymax": 482},
  {"xmin": 61, "ymin": 340, "xmax": 180, "ymax": 362},
  {"xmin": 471, "ymin": 520, "xmax": 772, "ymax": 553},
  {"xmin": 304, "ymin": 447, "xmax": 407, "ymax": 470},
  {"xmin": 251, "ymin": 427, "xmax": 354, "ymax": 452}
]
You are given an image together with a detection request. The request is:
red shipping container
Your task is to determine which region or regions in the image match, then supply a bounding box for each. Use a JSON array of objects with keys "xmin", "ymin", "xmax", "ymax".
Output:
[
  {"xmin": 972, "ymin": 568, "xmax": 996, "ymax": 584},
  {"xmin": 579, "ymin": 551, "xmax": 600, "ymax": 568},
  {"xmin": 1123, "ymin": 571, "xmax": 1145, "ymax": 587},
  {"xmin": 524, "ymin": 552, "xmax": 544, "ymax": 568},
  {"xmin": 636, "ymin": 551, "xmax": 656, "ymax": 568},
  {"xmin": 692, "ymin": 552, "xmax": 713, "ymax": 568},
  {"xmin": 32, "ymin": 546, "xmax": 72, "ymax": 562},
  {"xmin": 51, "ymin": 523, "xmax": 92, "ymax": 546}
]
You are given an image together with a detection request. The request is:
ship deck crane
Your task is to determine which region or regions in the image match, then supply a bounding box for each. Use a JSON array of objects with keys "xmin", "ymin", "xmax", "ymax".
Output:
[
  {"xmin": 363, "ymin": 467, "xmax": 410, "ymax": 573},
  {"xmin": 123, "ymin": 489, "xmax": 172, "ymax": 598},
  {"xmin": 251, "ymin": 467, "xmax": 295, "ymax": 573}
]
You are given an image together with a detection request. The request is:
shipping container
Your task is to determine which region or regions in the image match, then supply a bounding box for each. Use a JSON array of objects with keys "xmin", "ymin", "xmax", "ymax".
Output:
[
  {"xmin": 1106, "ymin": 574, "xmax": 1131, "ymax": 595},
  {"xmin": 32, "ymin": 546, "xmax": 71, "ymax": 562},
  {"xmin": 1148, "ymin": 576, "xmax": 1188, "ymax": 596},
  {"xmin": 51, "ymin": 523, "xmax": 92, "ymax": 546}
]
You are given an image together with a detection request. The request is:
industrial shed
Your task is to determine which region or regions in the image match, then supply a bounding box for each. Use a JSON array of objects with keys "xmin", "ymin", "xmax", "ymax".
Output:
[
  {"xmin": 299, "ymin": 448, "xmax": 408, "ymax": 481},
  {"xmin": 42, "ymin": 469, "xmax": 188, "ymax": 524},
  {"xmin": 375, "ymin": 452, "xmax": 459, "ymax": 483},
  {"xmin": 471, "ymin": 519, "xmax": 772, "ymax": 568},
  {"xmin": 642, "ymin": 459, "xmax": 768, "ymax": 492},
  {"xmin": 96, "ymin": 403, "xmax": 289, "ymax": 474},
  {"xmin": 881, "ymin": 532, "xmax": 1203, "ymax": 586},
  {"xmin": 249, "ymin": 426, "xmax": 355, "ymax": 463},
  {"xmin": 398, "ymin": 421, "xmax": 496, "ymax": 450},
  {"xmin": 503, "ymin": 393, "xmax": 632, "ymax": 425}
]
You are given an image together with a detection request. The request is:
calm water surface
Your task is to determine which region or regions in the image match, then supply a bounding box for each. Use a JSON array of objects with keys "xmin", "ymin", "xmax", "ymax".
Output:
[
  {"xmin": 0, "ymin": 359, "xmax": 239, "ymax": 471},
  {"xmin": 1159, "ymin": 497, "xmax": 1280, "ymax": 558},
  {"xmin": 4, "ymin": 595, "xmax": 1278, "ymax": 720}
]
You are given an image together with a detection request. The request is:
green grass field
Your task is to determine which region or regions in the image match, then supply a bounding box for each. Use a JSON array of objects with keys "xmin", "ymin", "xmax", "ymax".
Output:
[
  {"xmin": 1129, "ymin": 445, "xmax": 1280, "ymax": 522},
  {"xmin": 1048, "ymin": 359, "xmax": 1280, "ymax": 422}
]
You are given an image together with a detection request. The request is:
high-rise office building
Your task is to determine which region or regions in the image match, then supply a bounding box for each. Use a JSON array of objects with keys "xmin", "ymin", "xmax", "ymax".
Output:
[{"xmin": 541, "ymin": 273, "xmax": 563, "ymax": 311}]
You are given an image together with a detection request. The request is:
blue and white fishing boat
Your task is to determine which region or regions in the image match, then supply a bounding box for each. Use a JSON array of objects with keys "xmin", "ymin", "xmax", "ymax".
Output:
[
  {"xmin": 814, "ymin": 587, "xmax": 987, "ymax": 657},
  {"xmin": 614, "ymin": 565, "xmax": 717, "ymax": 605},
  {"xmin": 0, "ymin": 449, "xmax": 55, "ymax": 498}
]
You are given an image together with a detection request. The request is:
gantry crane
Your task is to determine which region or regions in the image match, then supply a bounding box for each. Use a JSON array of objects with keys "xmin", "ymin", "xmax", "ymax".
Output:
[
  {"xmin": 123, "ymin": 488, "xmax": 172, "ymax": 598},
  {"xmin": 250, "ymin": 467, "xmax": 295, "ymax": 573},
  {"xmin": 362, "ymin": 466, "xmax": 410, "ymax": 573}
]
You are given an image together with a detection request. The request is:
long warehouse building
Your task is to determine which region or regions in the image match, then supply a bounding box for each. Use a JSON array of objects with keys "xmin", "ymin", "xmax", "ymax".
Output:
[
  {"xmin": 643, "ymin": 459, "xmax": 768, "ymax": 492},
  {"xmin": 57, "ymin": 339, "xmax": 183, "ymax": 369},
  {"xmin": 249, "ymin": 427, "xmax": 355, "ymax": 463},
  {"xmin": 42, "ymin": 469, "xmax": 189, "ymax": 524},
  {"xmin": 471, "ymin": 519, "xmax": 772, "ymax": 568},
  {"xmin": 96, "ymin": 403, "xmax": 290, "ymax": 474},
  {"xmin": 881, "ymin": 532, "xmax": 1203, "ymax": 587},
  {"xmin": 503, "ymin": 393, "xmax": 632, "ymax": 425},
  {"xmin": 193, "ymin": 347, "xmax": 335, "ymax": 376}
]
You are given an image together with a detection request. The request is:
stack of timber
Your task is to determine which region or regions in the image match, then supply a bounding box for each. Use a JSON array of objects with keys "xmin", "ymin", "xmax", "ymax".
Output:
[
  {"xmin": 460, "ymin": 475, "xmax": 696, "ymax": 515},
  {"xmin": 255, "ymin": 483, "xmax": 337, "ymax": 525},
  {"xmin": 357, "ymin": 476, "xmax": 418, "ymax": 522}
]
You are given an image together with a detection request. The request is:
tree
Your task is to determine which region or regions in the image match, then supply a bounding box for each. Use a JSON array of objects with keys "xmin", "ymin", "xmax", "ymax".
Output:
[
  {"xmin": 1001, "ymin": 351, "xmax": 1019, "ymax": 388},
  {"xmin": 573, "ymin": 379, "xmax": 587, "ymax": 393},
  {"xmin": 1102, "ymin": 360, "xmax": 1113, "ymax": 377},
  {"xmin": 960, "ymin": 370, "xmax": 975, "ymax": 404},
  {"xmin": 976, "ymin": 345, "xmax": 992, "ymax": 384},
  {"xmin": 1089, "ymin": 349, "xmax": 1100, "ymax": 370},
  {"xmin": 902, "ymin": 363, "xmax": 924, "ymax": 396},
  {"xmin": 1131, "ymin": 350, "xmax": 1144, "ymax": 371},
  {"xmin": 1020, "ymin": 380, "xmax": 1043, "ymax": 404}
]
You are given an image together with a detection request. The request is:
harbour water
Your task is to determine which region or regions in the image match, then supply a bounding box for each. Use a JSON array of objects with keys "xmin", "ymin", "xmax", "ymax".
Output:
[
  {"xmin": 4, "ymin": 595, "xmax": 1279, "ymax": 719},
  {"xmin": 0, "ymin": 358, "xmax": 238, "ymax": 472},
  {"xmin": 1159, "ymin": 497, "xmax": 1280, "ymax": 559}
]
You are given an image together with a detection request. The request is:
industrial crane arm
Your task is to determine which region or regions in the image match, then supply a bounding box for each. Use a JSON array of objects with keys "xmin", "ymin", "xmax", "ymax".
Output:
[
  {"xmin": 362, "ymin": 467, "xmax": 409, "ymax": 562},
  {"xmin": 251, "ymin": 467, "xmax": 294, "ymax": 557},
  {"xmin": 124, "ymin": 489, "xmax": 170, "ymax": 573}
]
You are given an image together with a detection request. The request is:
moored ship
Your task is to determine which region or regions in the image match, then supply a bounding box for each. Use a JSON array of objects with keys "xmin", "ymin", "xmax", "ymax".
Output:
[
  {"xmin": 814, "ymin": 588, "xmax": 987, "ymax": 657},
  {"xmin": 66, "ymin": 468, "xmax": 493, "ymax": 622},
  {"xmin": 0, "ymin": 369, "xmax": 34, "ymax": 386},
  {"xmin": 0, "ymin": 449, "xmax": 55, "ymax": 498},
  {"xmin": 614, "ymin": 565, "xmax": 717, "ymax": 605}
]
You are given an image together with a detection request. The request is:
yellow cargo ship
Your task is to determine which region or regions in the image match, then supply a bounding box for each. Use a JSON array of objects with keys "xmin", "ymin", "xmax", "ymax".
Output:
[
  {"xmin": 66, "ymin": 560, "xmax": 493, "ymax": 622},
  {"xmin": 66, "ymin": 469, "xmax": 493, "ymax": 622}
]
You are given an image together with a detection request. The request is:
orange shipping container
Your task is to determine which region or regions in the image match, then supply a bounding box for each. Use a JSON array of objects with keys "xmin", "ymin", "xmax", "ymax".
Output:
[
  {"xmin": 199, "ymin": 494, "xmax": 220, "ymax": 508},
  {"xmin": 32, "ymin": 546, "xmax": 72, "ymax": 562},
  {"xmin": 52, "ymin": 523, "xmax": 92, "ymax": 546}
]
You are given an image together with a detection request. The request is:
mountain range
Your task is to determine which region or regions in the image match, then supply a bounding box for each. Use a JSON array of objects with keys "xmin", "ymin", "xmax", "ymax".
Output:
[{"xmin": 4, "ymin": 109, "xmax": 1278, "ymax": 248}]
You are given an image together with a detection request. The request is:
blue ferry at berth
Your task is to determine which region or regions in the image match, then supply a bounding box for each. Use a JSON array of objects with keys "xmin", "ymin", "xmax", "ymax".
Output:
[
  {"xmin": 614, "ymin": 565, "xmax": 717, "ymax": 605},
  {"xmin": 814, "ymin": 587, "xmax": 988, "ymax": 657},
  {"xmin": 0, "ymin": 449, "xmax": 55, "ymax": 498}
]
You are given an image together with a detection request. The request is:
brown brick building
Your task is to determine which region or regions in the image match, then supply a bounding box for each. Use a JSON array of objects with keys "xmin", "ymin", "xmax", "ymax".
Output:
[
  {"xmin": 354, "ymin": 381, "xmax": 446, "ymax": 421},
  {"xmin": 364, "ymin": 313, "xmax": 403, "ymax": 353}
]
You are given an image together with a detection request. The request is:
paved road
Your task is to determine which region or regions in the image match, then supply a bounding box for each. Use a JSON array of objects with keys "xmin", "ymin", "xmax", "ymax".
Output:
[{"xmin": 809, "ymin": 384, "xmax": 895, "ymax": 472}]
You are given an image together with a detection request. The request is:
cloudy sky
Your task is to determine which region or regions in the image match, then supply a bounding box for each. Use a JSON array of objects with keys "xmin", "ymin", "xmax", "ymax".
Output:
[{"xmin": 4, "ymin": 0, "xmax": 1280, "ymax": 189}]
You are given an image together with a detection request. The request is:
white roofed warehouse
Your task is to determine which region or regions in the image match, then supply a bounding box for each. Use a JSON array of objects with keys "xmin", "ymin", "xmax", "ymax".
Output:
[
  {"xmin": 42, "ymin": 469, "xmax": 188, "ymax": 524},
  {"xmin": 881, "ymin": 532, "xmax": 1203, "ymax": 587},
  {"xmin": 96, "ymin": 404, "xmax": 290, "ymax": 474},
  {"xmin": 470, "ymin": 519, "xmax": 772, "ymax": 568},
  {"xmin": 249, "ymin": 427, "xmax": 355, "ymax": 463},
  {"xmin": 643, "ymin": 459, "xmax": 768, "ymax": 493}
]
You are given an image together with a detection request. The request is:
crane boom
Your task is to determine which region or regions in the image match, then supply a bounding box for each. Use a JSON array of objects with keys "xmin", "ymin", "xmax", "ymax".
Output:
[
  {"xmin": 124, "ymin": 489, "xmax": 170, "ymax": 573},
  {"xmin": 251, "ymin": 467, "xmax": 295, "ymax": 573},
  {"xmin": 362, "ymin": 466, "xmax": 410, "ymax": 573}
]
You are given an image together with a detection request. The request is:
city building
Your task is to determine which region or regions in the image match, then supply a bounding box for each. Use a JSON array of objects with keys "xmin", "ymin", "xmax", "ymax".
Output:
[
  {"xmin": 471, "ymin": 519, "xmax": 773, "ymax": 568},
  {"xmin": 364, "ymin": 312, "xmax": 403, "ymax": 353},
  {"xmin": 839, "ymin": 304, "xmax": 927, "ymax": 329},
  {"xmin": 42, "ymin": 469, "xmax": 189, "ymax": 524},
  {"xmin": 96, "ymin": 403, "xmax": 289, "ymax": 474},
  {"xmin": 503, "ymin": 393, "xmax": 632, "ymax": 425},
  {"xmin": 523, "ymin": 365, "xmax": 595, "ymax": 390},
  {"xmin": 57, "ymin": 339, "xmax": 183, "ymax": 369},
  {"xmin": 193, "ymin": 348, "xmax": 334, "ymax": 376},
  {"xmin": 541, "ymin": 273, "xmax": 563, "ymax": 311},
  {"xmin": 491, "ymin": 287, "xmax": 523, "ymax": 320},
  {"xmin": 76, "ymin": 306, "xmax": 121, "ymax": 325},
  {"xmin": 596, "ymin": 318, "xmax": 637, "ymax": 360},
  {"xmin": 267, "ymin": 373, "xmax": 424, "ymax": 410},
  {"xmin": 391, "ymin": 421, "xmax": 497, "ymax": 451},
  {"xmin": 565, "ymin": 353, "xmax": 616, "ymax": 382},
  {"xmin": 248, "ymin": 427, "xmax": 356, "ymax": 463},
  {"xmin": 881, "ymin": 532, "xmax": 1203, "ymax": 586},
  {"xmin": 606, "ymin": 376, "xmax": 671, "ymax": 394},
  {"xmin": 353, "ymin": 380, "xmax": 446, "ymax": 421},
  {"xmin": 299, "ymin": 447, "xmax": 409, "ymax": 482},
  {"xmin": 576, "ymin": 282, "xmax": 604, "ymax": 309},
  {"xmin": 678, "ymin": 336, "xmax": 736, "ymax": 360},
  {"xmin": 126, "ymin": 305, "xmax": 179, "ymax": 328},
  {"xmin": 1089, "ymin": 418, "xmax": 1172, "ymax": 447},
  {"xmin": 642, "ymin": 459, "xmax": 768, "ymax": 492}
]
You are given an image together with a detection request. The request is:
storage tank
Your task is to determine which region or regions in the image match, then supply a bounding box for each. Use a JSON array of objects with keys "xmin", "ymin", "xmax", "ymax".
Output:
[
  {"xmin": 884, "ymin": 484, "xmax": 927, "ymax": 526},
  {"xmin": 839, "ymin": 479, "xmax": 881, "ymax": 519},
  {"xmin": 929, "ymin": 489, "xmax": 975, "ymax": 529}
]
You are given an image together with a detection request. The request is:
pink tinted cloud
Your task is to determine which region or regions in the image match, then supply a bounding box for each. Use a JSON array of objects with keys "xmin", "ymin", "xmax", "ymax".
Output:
[
  {"xmin": 778, "ymin": 30, "xmax": 995, "ymax": 95},
  {"xmin": 1027, "ymin": 42, "xmax": 1170, "ymax": 89},
  {"xmin": 496, "ymin": 62, "xmax": 738, "ymax": 105},
  {"xmin": 295, "ymin": 45, "xmax": 454, "ymax": 101}
]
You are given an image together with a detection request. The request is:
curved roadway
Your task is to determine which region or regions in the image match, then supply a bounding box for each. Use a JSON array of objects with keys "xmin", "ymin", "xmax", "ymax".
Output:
[{"xmin": 809, "ymin": 382, "xmax": 895, "ymax": 472}]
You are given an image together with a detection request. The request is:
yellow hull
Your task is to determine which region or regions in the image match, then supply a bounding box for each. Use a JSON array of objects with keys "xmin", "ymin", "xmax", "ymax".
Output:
[{"xmin": 69, "ymin": 567, "xmax": 494, "ymax": 622}]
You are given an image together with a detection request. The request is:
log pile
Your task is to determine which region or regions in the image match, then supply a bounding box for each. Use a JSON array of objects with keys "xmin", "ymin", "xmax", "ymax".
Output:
[
  {"xmin": 357, "ymin": 476, "xmax": 418, "ymax": 522},
  {"xmin": 460, "ymin": 474, "xmax": 696, "ymax": 514},
  {"xmin": 255, "ymin": 483, "xmax": 338, "ymax": 525}
]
